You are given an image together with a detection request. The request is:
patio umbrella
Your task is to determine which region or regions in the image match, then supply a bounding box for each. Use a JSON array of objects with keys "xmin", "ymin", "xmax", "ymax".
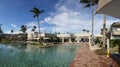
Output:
[{"xmin": 96, "ymin": 0, "xmax": 120, "ymax": 19}]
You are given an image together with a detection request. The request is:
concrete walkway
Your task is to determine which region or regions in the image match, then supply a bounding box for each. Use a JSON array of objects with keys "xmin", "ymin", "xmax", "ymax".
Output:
[{"xmin": 70, "ymin": 44, "xmax": 119, "ymax": 67}]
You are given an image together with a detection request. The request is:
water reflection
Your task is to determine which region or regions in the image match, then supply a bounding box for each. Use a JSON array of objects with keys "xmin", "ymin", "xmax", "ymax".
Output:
[{"xmin": 0, "ymin": 43, "xmax": 80, "ymax": 67}]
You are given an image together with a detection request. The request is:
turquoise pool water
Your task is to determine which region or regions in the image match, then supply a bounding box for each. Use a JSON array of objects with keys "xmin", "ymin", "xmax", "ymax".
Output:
[{"xmin": 0, "ymin": 43, "xmax": 80, "ymax": 67}]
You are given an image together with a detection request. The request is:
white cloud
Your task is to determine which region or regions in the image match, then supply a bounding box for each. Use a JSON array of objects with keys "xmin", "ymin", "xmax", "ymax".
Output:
[
  {"xmin": 6, "ymin": 30, "xmax": 22, "ymax": 34},
  {"xmin": 42, "ymin": 0, "xmax": 117, "ymax": 34},
  {"xmin": 43, "ymin": 0, "xmax": 90, "ymax": 33},
  {"xmin": 26, "ymin": 22, "xmax": 37, "ymax": 27},
  {"xmin": 7, "ymin": 0, "xmax": 118, "ymax": 34},
  {"xmin": 25, "ymin": 22, "xmax": 46, "ymax": 33},
  {"xmin": 11, "ymin": 24, "xmax": 17, "ymax": 28}
]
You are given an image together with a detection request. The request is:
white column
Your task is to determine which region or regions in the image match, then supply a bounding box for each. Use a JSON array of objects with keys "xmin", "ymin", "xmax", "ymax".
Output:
[
  {"xmin": 77, "ymin": 36, "xmax": 79, "ymax": 43},
  {"xmin": 89, "ymin": 35, "xmax": 91, "ymax": 46},
  {"xmin": 62, "ymin": 37, "xmax": 64, "ymax": 43},
  {"xmin": 69, "ymin": 37, "xmax": 72, "ymax": 43}
]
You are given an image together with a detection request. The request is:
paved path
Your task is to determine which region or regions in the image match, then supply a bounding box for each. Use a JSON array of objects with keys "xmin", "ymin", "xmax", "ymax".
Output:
[{"xmin": 70, "ymin": 44, "xmax": 119, "ymax": 67}]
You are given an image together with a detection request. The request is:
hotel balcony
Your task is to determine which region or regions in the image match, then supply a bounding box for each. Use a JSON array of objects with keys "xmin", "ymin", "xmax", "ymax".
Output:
[{"xmin": 112, "ymin": 31, "xmax": 120, "ymax": 35}]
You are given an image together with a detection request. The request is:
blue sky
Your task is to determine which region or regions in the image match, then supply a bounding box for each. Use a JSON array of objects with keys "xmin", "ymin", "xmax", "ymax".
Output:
[{"xmin": 0, "ymin": 0, "xmax": 118, "ymax": 34}]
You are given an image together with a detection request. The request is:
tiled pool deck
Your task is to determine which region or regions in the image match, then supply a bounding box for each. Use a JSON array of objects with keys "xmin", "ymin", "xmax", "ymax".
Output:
[{"xmin": 70, "ymin": 44, "xmax": 119, "ymax": 67}]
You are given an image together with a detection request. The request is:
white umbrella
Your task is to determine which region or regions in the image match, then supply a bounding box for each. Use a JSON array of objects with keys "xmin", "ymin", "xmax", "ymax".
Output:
[{"xmin": 96, "ymin": 0, "xmax": 120, "ymax": 19}]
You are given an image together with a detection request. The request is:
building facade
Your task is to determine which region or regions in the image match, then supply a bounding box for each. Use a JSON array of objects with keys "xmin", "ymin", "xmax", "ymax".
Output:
[{"xmin": 108, "ymin": 22, "xmax": 120, "ymax": 39}]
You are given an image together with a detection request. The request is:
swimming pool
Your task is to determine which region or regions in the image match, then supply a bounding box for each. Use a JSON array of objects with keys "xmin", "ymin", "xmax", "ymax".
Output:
[{"xmin": 0, "ymin": 43, "xmax": 80, "ymax": 67}]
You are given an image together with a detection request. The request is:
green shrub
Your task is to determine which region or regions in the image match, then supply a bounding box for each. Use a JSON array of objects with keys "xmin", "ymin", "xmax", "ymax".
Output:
[
  {"xmin": 1, "ymin": 38, "xmax": 12, "ymax": 44},
  {"xmin": 110, "ymin": 39, "xmax": 120, "ymax": 53},
  {"xmin": 94, "ymin": 49, "xmax": 107, "ymax": 55},
  {"xmin": 94, "ymin": 37, "xmax": 103, "ymax": 47},
  {"xmin": 110, "ymin": 39, "xmax": 120, "ymax": 47}
]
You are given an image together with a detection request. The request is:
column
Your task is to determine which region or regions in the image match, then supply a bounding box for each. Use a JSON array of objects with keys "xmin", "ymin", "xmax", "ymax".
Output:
[
  {"xmin": 69, "ymin": 37, "xmax": 72, "ymax": 43},
  {"xmin": 89, "ymin": 35, "xmax": 91, "ymax": 46},
  {"xmin": 62, "ymin": 37, "xmax": 64, "ymax": 43},
  {"xmin": 77, "ymin": 36, "xmax": 79, "ymax": 43}
]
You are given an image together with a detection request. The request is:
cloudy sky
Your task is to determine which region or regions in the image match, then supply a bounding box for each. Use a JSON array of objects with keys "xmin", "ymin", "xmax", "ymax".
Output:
[{"xmin": 0, "ymin": 0, "xmax": 119, "ymax": 34}]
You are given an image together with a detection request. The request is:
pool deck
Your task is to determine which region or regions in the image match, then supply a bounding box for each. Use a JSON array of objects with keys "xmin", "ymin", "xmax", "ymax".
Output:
[{"xmin": 70, "ymin": 44, "xmax": 119, "ymax": 67}]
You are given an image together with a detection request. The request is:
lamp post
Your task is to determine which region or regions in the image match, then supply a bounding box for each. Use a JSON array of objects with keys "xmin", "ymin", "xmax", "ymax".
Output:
[{"xmin": 103, "ymin": 15, "xmax": 106, "ymax": 49}]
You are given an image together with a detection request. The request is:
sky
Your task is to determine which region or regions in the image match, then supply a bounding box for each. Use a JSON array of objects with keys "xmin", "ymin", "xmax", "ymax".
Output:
[{"xmin": 0, "ymin": 0, "xmax": 119, "ymax": 34}]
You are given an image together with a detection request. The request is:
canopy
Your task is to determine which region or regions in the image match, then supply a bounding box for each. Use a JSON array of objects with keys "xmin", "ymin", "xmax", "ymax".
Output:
[{"xmin": 96, "ymin": 0, "xmax": 120, "ymax": 19}]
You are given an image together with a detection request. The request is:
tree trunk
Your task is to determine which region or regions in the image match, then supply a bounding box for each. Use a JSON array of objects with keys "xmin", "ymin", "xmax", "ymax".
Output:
[
  {"xmin": 91, "ymin": 0, "xmax": 94, "ymax": 46},
  {"xmin": 38, "ymin": 16, "xmax": 42, "ymax": 44}
]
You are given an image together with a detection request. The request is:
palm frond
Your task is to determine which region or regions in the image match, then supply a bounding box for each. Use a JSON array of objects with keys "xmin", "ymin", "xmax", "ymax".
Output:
[
  {"xmin": 40, "ymin": 10, "xmax": 44, "ymax": 14},
  {"xmin": 30, "ymin": 7, "xmax": 44, "ymax": 18},
  {"xmin": 80, "ymin": 0, "xmax": 99, "ymax": 7},
  {"xmin": 80, "ymin": 0, "xmax": 90, "ymax": 4},
  {"xmin": 84, "ymin": 3, "xmax": 91, "ymax": 7},
  {"xmin": 95, "ymin": 0, "xmax": 99, "ymax": 4}
]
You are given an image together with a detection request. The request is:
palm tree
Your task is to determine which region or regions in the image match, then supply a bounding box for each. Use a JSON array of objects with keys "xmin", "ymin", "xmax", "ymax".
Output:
[
  {"xmin": 30, "ymin": 7, "xmax": 44, "ymax": 43},
  {"xmin": 83, "ymin": 29, "xmax": 86, "ymax": 32},
  {"xmin": 80, "ymin": 0, "xmax": 107, "ymax": 49},
  {"xmin": 33, "ymin": 26, "xmax": 36, "ymax": 31},
  {"xmin": 11, "ymin": 29, "xmax": 14, "ymax": 34},
  {"xmin": 80, "ymin": 0, "xmax": 98, "ymax": 7},
  {"xmin": 0, "ymin": 24, "xmax": 3, "ymax": 34},
  {"xmin": 31, "ymin": 26, "xmax": 37, "ymax": 32},
  {"xmin": 83, "ymin": 29, "xmax": 89, "ymax": 33},
  {"xmin": 80, "ymin": 0, "xmax": 99, "ymax": 46},
  {"xmin": 10, "ymin": 29, "xmax": 14, "ymax": 40},
  {"xmin": 20, "ymin": 25, "xmax": 27, "ymax": 33},
  {"xmin": 86, "ymin": 30, "xmax": 89, "ymax": 33}
]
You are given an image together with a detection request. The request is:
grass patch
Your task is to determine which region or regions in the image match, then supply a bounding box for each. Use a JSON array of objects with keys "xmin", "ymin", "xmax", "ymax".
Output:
[
  {"xmin": 0, "ymin": 38, "xmax": 12, "ymax": 44},
  {"xmin": 94, "ymin": 49, "xmax": 107, "ymax": 55},
  {"xmin": 110, "ymin": 46, "xmax": 119, "ymax": 53}
]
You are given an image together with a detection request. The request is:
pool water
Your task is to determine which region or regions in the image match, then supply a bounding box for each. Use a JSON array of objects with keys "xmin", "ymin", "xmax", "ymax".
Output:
[{"xmin": 0, "ymin": 44, "xmax": 81, "ymax": 67}]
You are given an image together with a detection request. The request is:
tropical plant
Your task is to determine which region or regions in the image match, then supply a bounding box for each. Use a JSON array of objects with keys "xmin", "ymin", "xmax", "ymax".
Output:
[
  {"xmin": 83, "ymin": 29, "xmax": 86, "ymax": 32},
  {"xmin": 31, "ymin": 29, "xmax": 34, "ymax": 32},
  {"xmin": 1, "ymin": 38, "xmax": 12, "ymax": 44},
  {"xmin": 30, "ymin": 7, "xmax": 44, "ymax": 33},
  {"xmin": 83, "ymin": 29, "xmax": 89, "ymax": 33},
  {"xmin": 80, "ymin": 0, "xmax": 107, "ymax": 49},
  {"xmin": 94, "ymin": 49, "xmax": 107, "ymax": 55},
  {"xmin": 0, "ymin": 29, "xmax": 3, "ymax": 34},
  {"xmin": 80, "ymin": 0, "xmax": 98, "ymax": 7},
  {"xmin": 20, "ymin": 25, "xmax": 27, "ymax": 33},
  {"xmin": 0, "ymin": 24, "xmax": 3, "ymax": 34},
  {"xmin": 30, "ymin": 7, "xmax": 44, "ymax": 43},
  {"xmin": 32, "ymin": 26, "xmax": 36, "ymax": 32},
  {"xmin": 110, "ymin": 39, "xmax": 120, "ymax": 53},
  {"xmin": 94, "ymin": 37, "xmax": 103, "ymax": 47},
  {"xmin": 11, "ymin": 29, "xmax": 14, "ymax": 34},
  {"xmin": 80, "ymin": 0, "xmax": 100, "ymax": 46},
  {"xmin": 33, "ymin": 26, "xmax": 36, "ymax": 30},
  {"xmin": 58, "ymin": 32, "xmax": 60, "ymax": 34},
  {"xmin": 86, "ymin": 30, "xmax": 89, "ymax": 33}
]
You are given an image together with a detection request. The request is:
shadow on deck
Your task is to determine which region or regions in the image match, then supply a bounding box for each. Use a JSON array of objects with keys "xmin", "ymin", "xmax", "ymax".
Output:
[{"xmin": 110, "ymin": 54, "xmax": 120, "ymax": 66}]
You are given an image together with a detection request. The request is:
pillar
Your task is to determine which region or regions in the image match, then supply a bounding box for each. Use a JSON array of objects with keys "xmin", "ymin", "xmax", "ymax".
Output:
[
  {"xmin": 69, "ymin": 37, "xmax": 72, "ymax": 43},
  {"xmin": 77, "ymin": 36, "xmax": 79, "ymax": 43},
  {"xmin": 62, "ymin": 37, "xmax": 64, "ymax": 43},
  {"xmin": 89, "ymin": 35, "xmax": 91, "ymax": 46}
]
